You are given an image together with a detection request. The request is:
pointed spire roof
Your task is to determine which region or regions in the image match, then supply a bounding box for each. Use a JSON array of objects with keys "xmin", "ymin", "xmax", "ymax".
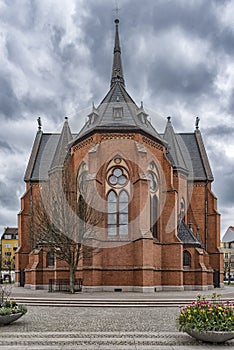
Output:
[
  {"xmin": 163, "ymin": 117, "xmax": 188, "ymax": 173},
  {"xmin": 111, "ymin": 19, "xmax": 125, "ymax": 87},
  {"xmin": 50, "ymin": 117, "xmax": 73, "ymax": 171},
  {"xmin": 70, "ymin": 19, "xmax": 165, "ymax": 147},
  {"xmin": 24, "ymin": 119, "xmax": 43, "ymax": 181}
]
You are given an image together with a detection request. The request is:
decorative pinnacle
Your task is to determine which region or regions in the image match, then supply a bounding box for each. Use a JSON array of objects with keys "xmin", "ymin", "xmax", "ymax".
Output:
[
  {"xmin": 37, "ymin": 117, "xmax": 42, "ymax": 131},
  {"xmin": 167, "ymin": 116, "xmax": 171, "ymax": 122},
  {"xmin": 195, "ymin": 116, "xmax": 200, "ymax": 130}
]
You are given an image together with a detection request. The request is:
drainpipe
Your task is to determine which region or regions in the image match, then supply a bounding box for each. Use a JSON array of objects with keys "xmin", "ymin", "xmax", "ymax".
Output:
[
  {"xmin": 205, "ymin": 180, "xmax": 208, "ymax": 251},
  {"xmin": 29, "ymin": 182, "xmax": 33, "ymax": 249}
]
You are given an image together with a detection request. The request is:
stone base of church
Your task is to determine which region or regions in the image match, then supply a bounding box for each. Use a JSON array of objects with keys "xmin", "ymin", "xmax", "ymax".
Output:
[
  {"xmin": 183, "ymin": 284, "xmax": 215, "ymax": 291},
  {"xmin": 15, "ymin": 283, "xmax": 219, "ymax": 292}
]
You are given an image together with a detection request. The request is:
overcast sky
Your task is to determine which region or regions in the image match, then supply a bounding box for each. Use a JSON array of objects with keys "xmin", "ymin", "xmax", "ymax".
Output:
[{"xmin": 0, "ymin": 0, "xmax": 234, "ymax": 238}]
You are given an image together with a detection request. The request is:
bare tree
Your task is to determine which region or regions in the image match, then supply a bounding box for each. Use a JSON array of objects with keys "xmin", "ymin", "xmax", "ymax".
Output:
[{"xmin": 29, "ymin": 169, "xmax": 103, "ymax": 293}]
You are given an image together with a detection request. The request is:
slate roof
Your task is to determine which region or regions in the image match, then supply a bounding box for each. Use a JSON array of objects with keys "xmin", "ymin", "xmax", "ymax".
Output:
[
  {"xmin": 24, "ymin": 19, "xmax": 214, "ymax": 184},
  {"xmin": 179, "ymin": 131, "xmax": 213, "ymax": 181},
  {"xmin": 178, "ymin": 220, "xmax": 201, "ymax": 246},
  {"xmin": 222, "ymin": 226, "xmax": 234, "ymax": 243},
  {"xmin": 72, "ymin": 82, "xmax": 165, "ymax": 145},
  {"xmin": 50, "ymin": 118, "xmax": 73, "ymax": 171},
  {"xmin": 159, "ymin": 125, "xmax": 213, "ymax": 181},
  {"xmin": 163, "ymin": 117, "xmax": 188, "ymax": 173}
]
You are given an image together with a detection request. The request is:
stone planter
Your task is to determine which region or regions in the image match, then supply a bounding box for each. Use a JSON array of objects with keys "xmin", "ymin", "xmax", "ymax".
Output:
[
  {"xmin": 185, "ymin": 329, "xmax": 234, "ymax": 343},
  {"xmin": 0, "ymin": 313, "xmax": 24, "ymax": 326}
]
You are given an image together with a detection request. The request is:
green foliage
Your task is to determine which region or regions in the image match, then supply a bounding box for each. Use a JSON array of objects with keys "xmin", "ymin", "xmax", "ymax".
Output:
[
  {"xmin": 0, "ymin": 286, "xmax": 27, "ymax": 316},
  {"xmin": 178, "ymin": 293, "xmax": 234, "ymax": 332},
  {"xmin": 0, "ymin": 299, "xmax": 27, "ymax": 316}
]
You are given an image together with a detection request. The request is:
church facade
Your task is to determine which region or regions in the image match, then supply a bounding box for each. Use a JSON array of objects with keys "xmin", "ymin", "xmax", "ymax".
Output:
[{"xmin": 15, "ymin": 19, "xmax": 223, "ymax": 292}]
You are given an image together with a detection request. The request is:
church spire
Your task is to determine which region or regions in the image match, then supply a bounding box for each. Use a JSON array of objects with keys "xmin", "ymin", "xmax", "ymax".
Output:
[{"xmin": 111, "ymin": 18, "xmax": 125, "ymax": 87}]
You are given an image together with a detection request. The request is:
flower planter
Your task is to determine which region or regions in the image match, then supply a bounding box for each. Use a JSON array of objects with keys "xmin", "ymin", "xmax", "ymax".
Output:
[
  {"xmin": 178, "ymin": 293, "xmax": 234, "ymax": 343},
  {"xmin": 185, "ymin": 329, "xmax": 234, "ymax": 343},
  {"xmin": 0, "ymin": 313, "xmax": 24, "ymax": 326}
]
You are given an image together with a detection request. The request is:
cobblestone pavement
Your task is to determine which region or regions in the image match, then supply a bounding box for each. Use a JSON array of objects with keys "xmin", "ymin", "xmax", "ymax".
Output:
[
  {"xmin": 0, "ymin": 306, "xmax": 234, "ymax": 349},
  {"xmin": 0, "ymin": 285, "xmax": 233, "ymax": 349}
]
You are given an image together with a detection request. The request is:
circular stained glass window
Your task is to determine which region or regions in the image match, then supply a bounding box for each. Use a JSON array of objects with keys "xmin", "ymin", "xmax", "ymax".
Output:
[
  {"xmin": 113, "ymin": 168, "xmax": 122, "ymax": 177},
  {"xmin": 108, "ymin": 167, "xmax": 128, "ymax": 188},
  {"xmin": 118, "ymin": 175, "xmax": 127, "ymax": 185},
  {"xmin": 109, "ymin": 175, "xmax": 118, "ymax": 185}
]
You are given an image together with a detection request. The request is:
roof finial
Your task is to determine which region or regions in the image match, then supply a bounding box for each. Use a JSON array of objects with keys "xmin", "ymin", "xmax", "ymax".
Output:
[
  {"xmin": 37, "ymin": 117, "xmax": 42, "ymax": 131},
  {"xmin": 110, "ymin": 11, "xmax": 125, "ymax": 88},
  {"xmin": 113, "ymin": 0, "xmax": 120, "ymax": 20},
  {"xmin": 195, "ymin": 116, "xmax": 200, "ymax": 130}
]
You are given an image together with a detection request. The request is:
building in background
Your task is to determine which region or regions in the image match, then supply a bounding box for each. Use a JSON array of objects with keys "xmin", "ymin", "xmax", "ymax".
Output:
[
  {"xmin": 221, "ymin": 226, "xmax": 234, "ymax": 283},
  {"xmin": 1, "ymin": 227, "xmax": 18, "ymax": 283},
  {"xmin": 16, "ymin": 19, "xmax": 223, "ymax": 292}
]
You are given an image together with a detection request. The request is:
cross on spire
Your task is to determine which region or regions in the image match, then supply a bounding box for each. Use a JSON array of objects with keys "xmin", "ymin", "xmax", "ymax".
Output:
[{"xmin": 113, "ymin": 0, "xmax": 120, "ymax": 19}]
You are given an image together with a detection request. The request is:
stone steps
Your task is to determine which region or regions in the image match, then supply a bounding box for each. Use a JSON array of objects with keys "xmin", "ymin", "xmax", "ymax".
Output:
[
  {"xmin": 14, "ymin": 296, "xmax": 234, "ymax": 308},
  {"xmin": 0, "ymin": 331, "xmax": 227, "ymax": 349}
]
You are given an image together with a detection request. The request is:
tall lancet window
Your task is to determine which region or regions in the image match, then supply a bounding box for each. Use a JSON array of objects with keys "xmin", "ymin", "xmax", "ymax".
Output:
[
  {"xmin": 119, "ymin": 190, "xmax": 129, "ymax": 235},
  {"xmin": 107, "ymin": 190, "xmax": 117, "ymax": 236},
  {"xmin": 150, "ymin": 195, "xmax": 158, "ymax": 239},
  {"xmin": 106, "ymin": 158, "xmax": 130, "ymax": 237},
  {"xmin": 147, "ymin": 162, "xmax": 159, "ymax": 239}
]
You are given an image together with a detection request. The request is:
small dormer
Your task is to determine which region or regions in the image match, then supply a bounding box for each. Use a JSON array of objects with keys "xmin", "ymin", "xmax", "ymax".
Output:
[
  {"xmin": 87, "ymin": 104, "xmax": 99, "ymax": 126},
  {"xmin": 137, "ymin": 101, "xmax": 148, "ymax": 126}
]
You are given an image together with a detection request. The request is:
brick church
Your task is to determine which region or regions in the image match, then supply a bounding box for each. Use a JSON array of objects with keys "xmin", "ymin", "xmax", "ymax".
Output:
[{"xmin": 16, "ymin": 19, "xmax": 223, "ymax": 292}]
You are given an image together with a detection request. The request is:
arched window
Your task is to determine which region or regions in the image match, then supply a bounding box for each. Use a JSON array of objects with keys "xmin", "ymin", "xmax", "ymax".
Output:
[
  {"xmin": 107, "ymin": 190, "xmax": 117, "ymax": 236},
  {"xmin": 148, "ymin": 172, "xmax": 157, "ymax": 192},
  {"xmin": 47, "ymin": 251, "xmax": 55, "ymax": 267},
  {"xmin": 107, "ymin": 189, "xmax": 129, "ymax": 236},
  {"xmin": 180, "ymin": 198, "xmax": 185, "ymax": 220},
  {"xmin": 183, "ymin": 250, "xmax": 191, "ymax": 267},
  {"xmin": 147, "ymin": 166, "xmax": 159, "ymax": 239},
  {"xmin": 119, "ymin": 190, "xmax": 129, "ymax": 235},
  {"xmin": 150, "ymin": 195, "xmax": 158, "ymax": 239},
  {"xmin": 106, "ymin": 160, "xmax": 130, "ymax": 237}
]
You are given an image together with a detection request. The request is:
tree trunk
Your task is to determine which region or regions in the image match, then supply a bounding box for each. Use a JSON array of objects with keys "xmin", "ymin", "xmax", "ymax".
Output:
[{"xmin": 69, "ymin": 266, "xmax": 75, "ymax": 294}]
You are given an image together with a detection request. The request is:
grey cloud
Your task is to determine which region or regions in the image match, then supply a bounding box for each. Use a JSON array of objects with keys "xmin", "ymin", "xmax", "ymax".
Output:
[
  {"xmin": 1, "ymin": 0, "xmax": 37, "ymax": 31},
  {"xmin": 206, "ymin": 147, "xmax": 234, "ymax": 207},
  {"xmin": 0, "ymin": 180, "xmax": 20, "ymax": 210},
  {"xmin": 147, "ymin": 61, "xmax": 215, "ymax": 98},
  {"xmin": 204, "ymin": 124, "xmax": 234, "ymax": 138},
  {"xmin": 215, "ymin": 170, "xmax": 234, "ymax": 207},
  {"xmin": 0, "ymin": 76, "xmax": 20, "ymax": 119},
  {"xmin": 0, "ymin": 140, "xmax": 13, "ymax": 153},
  {"xmin": 227, "ymin": 89, "xmax": 234, "ymax": 115}
]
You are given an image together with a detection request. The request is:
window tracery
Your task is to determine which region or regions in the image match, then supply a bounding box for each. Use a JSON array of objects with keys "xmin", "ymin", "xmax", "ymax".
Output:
[{"xmin": 106, "ymin": 158, "xmax": 129, "ymax": 237}]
